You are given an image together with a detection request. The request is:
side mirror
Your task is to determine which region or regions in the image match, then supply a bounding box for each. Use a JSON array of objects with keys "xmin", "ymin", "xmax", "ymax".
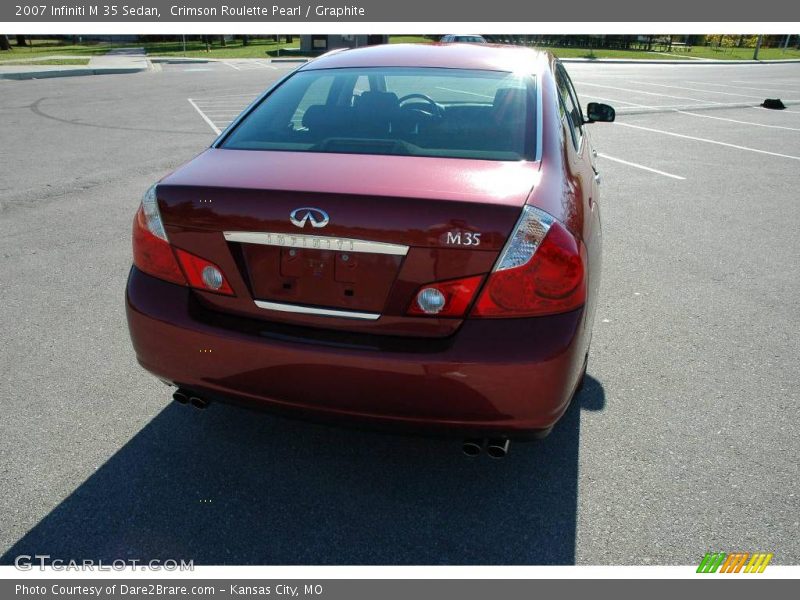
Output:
[{"xmin": 586, "ymin": 102, "xmax": 615, "ymax": 123}]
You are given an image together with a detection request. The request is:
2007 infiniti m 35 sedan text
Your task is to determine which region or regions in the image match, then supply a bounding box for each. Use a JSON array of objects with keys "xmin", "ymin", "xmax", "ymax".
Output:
[{"xmin": 125, "ymin": 43, "xmax": 615, "ymax": 456}]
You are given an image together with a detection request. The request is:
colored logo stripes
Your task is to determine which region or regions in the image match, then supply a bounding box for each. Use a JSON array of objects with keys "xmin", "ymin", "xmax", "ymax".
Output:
[{"xmin": 697, "ymin": 552, "xmax": 773, "ymax": 573}]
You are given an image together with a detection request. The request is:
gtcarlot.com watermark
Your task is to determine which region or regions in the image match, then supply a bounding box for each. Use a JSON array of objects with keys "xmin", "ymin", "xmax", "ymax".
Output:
[{"xmin": 14, "ymin": 554, "xmax": 194, "ymax": 572}]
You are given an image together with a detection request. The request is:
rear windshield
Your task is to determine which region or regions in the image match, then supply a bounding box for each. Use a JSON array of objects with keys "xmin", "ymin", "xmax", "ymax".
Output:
[{"xmin": 220, "ymin": 67, "xmax": 537, "ymax": 161}]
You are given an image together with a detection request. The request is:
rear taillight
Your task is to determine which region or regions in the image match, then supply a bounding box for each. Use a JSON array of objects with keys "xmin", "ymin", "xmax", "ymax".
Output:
[
  {"xmin": 132, "ymin": 186, "xmax": 186, "ymax": 285},
  {"xmin": 407, "ymin": 275, "xmax": 484, "ymax": 318},
  {"xmin": 132, "ymin": 185, "xmax": 234, "ymax": 295},
  {"xmin": 472, "ymin": 205, "xmax": 585, "ymax": 318}
]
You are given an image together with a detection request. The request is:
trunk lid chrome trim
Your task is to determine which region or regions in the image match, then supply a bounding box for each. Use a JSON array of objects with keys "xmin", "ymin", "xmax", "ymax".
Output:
[{"xmin": 224, "ymin": 231, "xmax": 409, "ymax": 256}]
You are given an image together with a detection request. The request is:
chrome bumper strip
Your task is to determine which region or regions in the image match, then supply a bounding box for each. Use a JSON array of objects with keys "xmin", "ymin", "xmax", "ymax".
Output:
[{"xmin": 254, "ymin": 300, "xmax": 381, "ymax": 321}]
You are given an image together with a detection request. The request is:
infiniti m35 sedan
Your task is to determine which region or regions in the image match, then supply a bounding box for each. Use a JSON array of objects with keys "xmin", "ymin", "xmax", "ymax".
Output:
[{"xmin": 125, "ymin": 43, "xmax": 614, "ymax": 457}]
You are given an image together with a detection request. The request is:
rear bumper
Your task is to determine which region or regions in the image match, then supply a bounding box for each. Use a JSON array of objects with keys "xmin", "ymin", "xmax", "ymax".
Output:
[{"xmin": 125, "ymin": 267, "xmax": 589, "ymax": 435}]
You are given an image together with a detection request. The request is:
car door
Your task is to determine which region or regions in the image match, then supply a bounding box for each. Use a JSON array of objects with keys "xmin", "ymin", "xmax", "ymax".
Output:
[{"xmin": 554, "ymin": 61, "xmax": 601, "ymax": 337}]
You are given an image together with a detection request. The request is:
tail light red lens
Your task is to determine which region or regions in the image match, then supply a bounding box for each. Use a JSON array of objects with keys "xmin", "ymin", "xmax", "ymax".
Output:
[
  {"xmin": 174, "ymin": 248, "xmax": 235, "ymax": 296},
  {"xmin": 132, "ymin": 205, "xmax": 186, "ymax": 286},
  {"xmin": 132, "ymin": 185, "xmax": 234, "ymax": 296},
  {"xmin": 407, "ymin": 275, "xmax": 484, "ymax": 317},
  {"xmin": 472, "ymin": 207, "xmax": 585, "ymax": 318}
]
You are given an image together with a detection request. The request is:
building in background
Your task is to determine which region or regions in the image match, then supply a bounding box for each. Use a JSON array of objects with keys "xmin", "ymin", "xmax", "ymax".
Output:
[{"xmin": 300, "ymin": 35, "xmax": 388, "ymax": 54}]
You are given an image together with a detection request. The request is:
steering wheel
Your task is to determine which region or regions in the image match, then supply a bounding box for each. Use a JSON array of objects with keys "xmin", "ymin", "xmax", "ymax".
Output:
[{"xmin": 397, "ymin": 93, "xmax": 444, "ymax": 120}]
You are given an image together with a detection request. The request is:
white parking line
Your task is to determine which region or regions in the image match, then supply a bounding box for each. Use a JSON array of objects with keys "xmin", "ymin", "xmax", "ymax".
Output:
[
  {"xmin": 580, "ymin": 94, "xmax": 655, "ymax": 108},
  {"xmin": 579, "ymin": 93, "xmax": 772, "ymax": 113},
  {"xmin": 188, "ymin": 98, "xmax": 222, "ymax": 134},
  {"xmin": 629, "ymin": 80, "xmax": 779, "ymax": 100},
  {"xmin": 597, "ymin": 153, "xmax": 685, "ymax": 180},
  {"xmin": 730, "ymin": 80, "xmax": 800, "ymax": 92},
  {"xmin": 751, "ymin": 106, "xmax": 800, "ymax": 115},
  {"xmin": 686, "ymin": 80, "xmax": 800, "ymax": 94},
  {"xmin": 616, "ymin": 122, "xmax": 800, "ymax": 162},
  {"xmin": 676, "ymin": 110, "xmax": 800, "ymax": 132},
  {"xmin": 224, "ymin": 59, "xmax": 277, "ymax": 70},
  {"xmin": 577, "ymin": 82, "xmax": 727, "ymax": 105}
]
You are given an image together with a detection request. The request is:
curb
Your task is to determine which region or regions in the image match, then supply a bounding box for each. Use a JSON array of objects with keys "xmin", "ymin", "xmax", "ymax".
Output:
[
  {"xmin": 0, "ymin": 66, "xmax": 148, "ymax": 80},
  {"xmin": 149, "ymin": 57, "xmax": 210, "ymax": 64},
  {"xmin": 270, "ymin": 58, "xmax": 310, "ymax": 63}
]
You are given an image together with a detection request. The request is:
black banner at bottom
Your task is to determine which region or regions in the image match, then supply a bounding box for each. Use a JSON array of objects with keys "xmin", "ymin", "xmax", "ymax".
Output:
[{"xmin": 3, "ymin": 579, "xmax": 796, "ymax": 600}]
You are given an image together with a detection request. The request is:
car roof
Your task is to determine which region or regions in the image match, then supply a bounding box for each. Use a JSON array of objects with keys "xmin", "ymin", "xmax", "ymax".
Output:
[{"xmin": 301, "ymin": 43, "xmax": 550, "ymax": 76}]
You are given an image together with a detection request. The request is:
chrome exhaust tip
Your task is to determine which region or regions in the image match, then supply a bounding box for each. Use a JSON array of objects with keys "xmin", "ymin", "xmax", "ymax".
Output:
[
  {"xmin": 172, "ymin": 389, "xmax": 189, "ymax": 405},
  {"xmin": 486, "ymin": 438, "xmax": 510, "ymax": 459},
  {"xmin": 462, "ymin": 438, "xmax": 483, "ymax": 457},
  {"xmin": 189, "ymin": 395, "xmax": 209, "ymax": 410}
]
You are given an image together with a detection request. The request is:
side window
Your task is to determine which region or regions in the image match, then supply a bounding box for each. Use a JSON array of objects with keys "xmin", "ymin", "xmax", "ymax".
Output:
[
  {"xmin": 290, "ymin": 75, "xmax": 335, "ymax": 129},
  {"xmin": 555, "ymin": 64, "xmax": 583, "ymax": 151},
  {"xmin": 563, "ymin": 69, "xmax": 585, "ymax": 136},
  {"xmin": 555, "ymin": 68, "xmax": 577, "ymax": 150}
]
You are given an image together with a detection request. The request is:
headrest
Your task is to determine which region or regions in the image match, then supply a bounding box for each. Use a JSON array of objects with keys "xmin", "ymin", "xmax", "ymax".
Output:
[
  {"xmin": 301, "ymin": 104, "xmax": 352, "ymax": 131},
  {"xmin": 354, "ymin": 91, "xmax": 400, "ymax": 114}
]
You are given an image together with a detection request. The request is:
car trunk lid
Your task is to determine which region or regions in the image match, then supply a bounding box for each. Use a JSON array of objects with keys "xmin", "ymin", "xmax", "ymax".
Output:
[{"xmin": 157, "ymin": 149, "xmax": 539, "ymax": 337}]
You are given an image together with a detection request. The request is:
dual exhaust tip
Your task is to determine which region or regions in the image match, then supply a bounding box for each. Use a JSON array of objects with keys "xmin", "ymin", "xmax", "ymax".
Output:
[
  {"xmin": 463, "ymin": 438, "xmax": 510, "ymax": 459},
  {"xmin": 173, "ymin": 388, "xmax": 508, "ymax": 457},
  {"xmin": 173, "ymin": 388, "xmax": 209, "ymax": 410}
]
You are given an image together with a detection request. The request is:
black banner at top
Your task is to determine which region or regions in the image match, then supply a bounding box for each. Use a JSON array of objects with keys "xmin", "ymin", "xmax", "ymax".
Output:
[{"xmin": 2, "ymin": 0, "xmax": 799, "ymax": 22}]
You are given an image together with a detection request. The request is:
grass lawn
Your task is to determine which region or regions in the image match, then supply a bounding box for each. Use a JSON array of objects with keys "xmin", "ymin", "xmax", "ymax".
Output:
[
  {"xmin": 0, "ymin": 38, "xmax": 300, "ymax": 61},
  {"xmin": 141, "ymin": 39, "xmax": 300, "ymax": 58},
  {"xmin": 545, "ymin": 47, "xmax": 692, "ymax": 60},
  {"xmin": 389, "ymin": 36, "xmax": 434, "ymax": 44},
  {"xmin": 0, "ymin": 42, "xmax": 110, "ymax": 61},
  {"xmin": 0, "ymin": 58, "xmax": 90, "ymax": 66},
  {"xmin": 660, "ymin": 45, "xmax": 800, "ymax": 60}
]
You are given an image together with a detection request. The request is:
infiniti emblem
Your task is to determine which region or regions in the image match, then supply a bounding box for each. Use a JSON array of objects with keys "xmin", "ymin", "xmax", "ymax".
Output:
[{"xmin": 289, "ymin": 207, "xmax": 329, "ymax": 229}]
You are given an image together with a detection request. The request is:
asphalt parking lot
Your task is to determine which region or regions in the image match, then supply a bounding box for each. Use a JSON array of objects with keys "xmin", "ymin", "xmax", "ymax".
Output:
[{"xmin": 0, "ymin": 58, "xmax": 798, "ymax": 565}]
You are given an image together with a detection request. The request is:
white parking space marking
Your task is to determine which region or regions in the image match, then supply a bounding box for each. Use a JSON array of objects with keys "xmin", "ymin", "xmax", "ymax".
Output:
[
  {"xmin": 224, "ymin": 59, "xmax": 277, "ymax": 71},
  {"xmin": 686, "ymin": 80, "xmax": 800, "ymax": 94},
  {"xmin": 581, "ymin": 94, "xmax": 652, "ymax": 108},
  {"xmin": 676, "ymin": 110, "xmax": 800, "ymax": 132},
  {"xmin": 187, "ymin": 93, "xmax": 264, "ymax": 133},
  {"xmin": 578, "ymin": 92, "xmax": 773, "ymax": 114},
  {"xmin": 187, "ymin": 98, "xmax": 223, "ymax": 134},
  {"xmin": 752, "ymin": 106, "xmax": 800, "ymax": 115},
  {"xmin": 616, "ymin": 122, "xmax": 800, "ymax": 162},
  {"xmin": 577, "ymin": 82, "xmax": 727, "ymax": 105},
  {"xmin": 628, "ymin": 80, "xmax": 789, "ymax": 101},
  {"xmin": 597, "ymin": 153, "xmax": 686, "ymax": 180},
  {"xmin": 730, "ymin": 80, "xmax": 800, "ymax": 92}
]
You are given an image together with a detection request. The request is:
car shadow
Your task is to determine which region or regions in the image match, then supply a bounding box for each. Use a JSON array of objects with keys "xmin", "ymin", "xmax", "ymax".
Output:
[{"xmin": 2, "ymin": 376, "xmax": 605, "ymax": 565}]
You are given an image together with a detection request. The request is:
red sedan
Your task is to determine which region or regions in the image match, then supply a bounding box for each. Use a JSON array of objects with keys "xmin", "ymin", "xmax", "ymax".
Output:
[{"xmin": 125, "ymin": 44, "xmax": 614, "ymax": 457}]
